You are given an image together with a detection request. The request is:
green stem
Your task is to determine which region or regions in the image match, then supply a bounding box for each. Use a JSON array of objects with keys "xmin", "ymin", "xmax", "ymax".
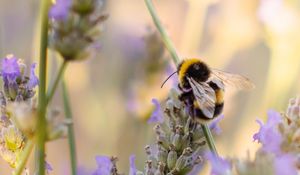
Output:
[
  {"xmin": 36, "ymin": 0, "xmax": 51, "ymax": 174},
  {"xmin": 62, "ymin": 80, "xmax": 77, "ymax": 175},
  {"xmin": 13, "ymin": 140, "xmax": 34, "ymax": 175},
  {"xmin": 144, "ymin": 0, "xmax": 218, "ymax": 156},
  {"xmin": 46, "ymin": 60, "xmax": 68, "ymax": 105},
  {"xmin": 201, "ymin": 124, "xmax": 219, "ymax": 156},
  {"xmin": 144, "ymin": 0, "xmax": 180, "ymax": 65}
]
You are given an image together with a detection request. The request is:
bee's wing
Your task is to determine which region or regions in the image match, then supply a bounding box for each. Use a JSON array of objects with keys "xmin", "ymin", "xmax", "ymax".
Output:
[
  {"xmin": 211, "ymin": 69, "xmax": 255, "ymax": 90},
  {"xmin": 188, "ymin": 78, "xmax": 216, "ymax": 119}
]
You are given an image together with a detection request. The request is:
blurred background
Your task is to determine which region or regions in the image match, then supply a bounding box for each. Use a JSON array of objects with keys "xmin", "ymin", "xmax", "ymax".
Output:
[{"xmin": 1, "ymin": 0, "xmax": 300, "ymax": 174}]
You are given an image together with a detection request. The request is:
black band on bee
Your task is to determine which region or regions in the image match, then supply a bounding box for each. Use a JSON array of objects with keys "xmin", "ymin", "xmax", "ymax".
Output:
[
  {"xmin": 208, "ymin": 81, "xmax": 219, "ymax": 90},
  {"xmin": 214, "ymin": 103, "xmax": 224, "ymax": 117},
  {"xmin": 194, "ymin": 108, "xmax": 211, "ymax": 120}
]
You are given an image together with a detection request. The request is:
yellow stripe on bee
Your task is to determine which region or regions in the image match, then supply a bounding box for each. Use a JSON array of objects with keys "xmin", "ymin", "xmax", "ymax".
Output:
[
  {"xmin": 193, "ymin": 100, "xmax": 200, "ymax": 108},
  {"xmin": 215, "ymin": 89, "xmax": 224, "ymax": 104},
  {"xmin": 178, "ymin": 58, "xmax": 202, "ymax": 85}
]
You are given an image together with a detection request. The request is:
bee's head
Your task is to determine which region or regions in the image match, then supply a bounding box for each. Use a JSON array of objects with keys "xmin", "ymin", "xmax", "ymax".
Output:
[
  {"xmin": 186, "ymin": 62, "xmax": 210, "ymax": 82},
  {"xmin": 178, "ymin": 58, "xmax": 211, "ymax": 89}
]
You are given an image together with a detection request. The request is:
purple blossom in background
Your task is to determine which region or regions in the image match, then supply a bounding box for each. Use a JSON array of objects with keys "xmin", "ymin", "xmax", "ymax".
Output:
[
  {"xmin": 253, "ymin": 110, "xmax": 282, "ymax": 154},
  {"xmin": 274, "ymin": 154, "xmax": 297, "ymax": 175},
  {"xmin": 49, "ymin": 0, "xmax": 72, "ymax": 20},
  {"xmin": 28, "ymin": 63, "xmax": 39, "ymax": 89},
  {"xmin": 1, "ymin": 55, "xmax": 20, "ymax": 83},
  {"xmin": 45, "ymin": 161, "xmax": 53, "ymax": 174},
  {"xmin": 205, "ymin": 152, "xmax": 231, "ymax": 175},
  {"xmin": 129, "ymin": 155, "xmax": 137, "ymax": 175},
  {"xmin": 209, "ymin": 115, "xmax": 224, "ymax": 135},
  {"xmin": 93, "ymin": 156, "xmax": 112, "ymax": 175},
  {"xmin": 147, "ymin": 98, "xmax": 164, "ymax": 123},
  {"xmin": 77, "ymin": 167, "xmax": 92, "ymax": 175}
]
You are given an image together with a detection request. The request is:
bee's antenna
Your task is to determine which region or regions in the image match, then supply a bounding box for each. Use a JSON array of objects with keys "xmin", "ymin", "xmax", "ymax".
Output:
[{"xmin": 161, "ymin": 71, "xmax": 178, "ymax": 88}]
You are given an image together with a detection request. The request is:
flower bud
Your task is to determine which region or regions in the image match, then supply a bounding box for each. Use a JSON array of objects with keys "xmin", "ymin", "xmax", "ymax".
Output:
[
  {"xmin": 157, "ymin": 145, "xmax": 167, "ymax": 163},
  {"xmin": 167, "ymin": 145, "xmax": 177, "ymax": 170}
]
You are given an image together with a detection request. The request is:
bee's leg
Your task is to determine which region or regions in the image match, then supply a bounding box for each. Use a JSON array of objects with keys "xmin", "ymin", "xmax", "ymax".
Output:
[
  {"xmin": 177, "ymin": 83, "xmax": 183, "ymax": 90},
  {"xmin": 208, "ymin": 81, "xmax": 225, "ymax": 117}
]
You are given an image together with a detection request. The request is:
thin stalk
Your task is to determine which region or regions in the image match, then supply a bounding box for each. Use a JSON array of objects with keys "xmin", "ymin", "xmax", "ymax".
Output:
[
  {"xmin": 144, "ymin": 0, "xmax": 180, "ymax": 65},
  {"xmin": 201, "ymin": 124, "xmax": 219, "ymax": 156},
  {"xmin": 62, "ymin": 79, "xmax": 77, "ymax": 175},
  {"xmin": 13, "ymin": 140, "xmax": 34, "ymax": 175},
  {"xmin": 46, "ymin": 60, "xmax": 68, "ymax": 105},
  {"xmin": 144, "ymin": 0, "xmax": 218, "ymax": 156},
  {"xmin": 36, "ymin": 0, "xmax": 51, "ymax": 174}
]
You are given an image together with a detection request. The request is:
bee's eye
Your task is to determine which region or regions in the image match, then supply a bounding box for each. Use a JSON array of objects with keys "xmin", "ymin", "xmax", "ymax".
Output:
[{"xmin": 194, "ymin": 64, "xmax": 200, "ymax": 70}]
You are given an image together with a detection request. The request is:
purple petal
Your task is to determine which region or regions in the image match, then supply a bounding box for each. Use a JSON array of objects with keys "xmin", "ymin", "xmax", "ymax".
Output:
[
  {"xmin": 129, "ymin": 155, "xmax": 137, "ymax": 175},
  {"xmin": 147, "ymin": 98, "xmax": 164, "ymax": 123},
  {"xmin": 93, "ymin": 156, "xmax": 112, "ymax": 175},
  {"xmin": 253, "ymin": 119, "xmax": 264, "ymax": 141},
  {"xmin": 253, "ymin": 110, "xmax": 283, "ymax": 155},
  {"xmin": 49, "ymin": 0, "xmax": 72, "ymax": 20},
  {"xmin": 274, "ymin": 154, "xmax": 297, "ymax": 175},
  {"xmin": 28, "ymin": 63, "xmax": 39, "ymax": 89},
  {"xmin": 77, "ymin": 166, "xmax": 92, "ymax": 175},
  {"xmin": 205, "ymin": 152, "xmax": 231, "ymax": 175},
  {"xmin": 1, "ymin": 55, "xmax": 20, "ymax": 83},
  {"xmin": 209, "ymin": 115, "xmax": 224, "ymax": 135},
  {"xmin": 45, "ymin": 161, "xmax": 53, "ymax": 173},
  {"xmin": 266, "ymin": 110, "xmax": 282, "ymax": 126}
]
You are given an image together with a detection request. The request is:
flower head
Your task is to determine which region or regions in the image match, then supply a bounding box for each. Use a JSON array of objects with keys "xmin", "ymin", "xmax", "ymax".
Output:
[
  {"xmin": 274, "ymin": 154, "xmax": 297, "ymax": 175},
  {"xmin": 1, "ymin": 55, "xmax": 20, "ymax": 83},
  {"xmin": 205, "ymin": 152, "xmax": 231, "ymax": 175},
  {"xmin": 49, "ymin": 0, "xmax": 72, "ymax": 20},
  {"xmin": 147, "ymin": 98, "xmax": 164, "ymax": 123},
  {"xmin": 0, "ymin": 125, "xmax": 25, "ymax": 168},
  {"xmin": 28, "ymin": 63, "xmax": 39, "ymax": 89},
  {"xmin": 93, "ymin": 156, "xmax": 112, "ymax": 175},
  {"xmin": 46, "ymin": 161, "xmax": 53, "ymax": 174},
  {"xmin": 129, "ymin": 155, "xmax": 137, "ymax": 175},
  {"xmin": 0, "ymin": 55, "xmax": 39, "ymax": 101},
  {"xmin": 253, "ymin": 110, "xmax": 282, "ymax": 154}
]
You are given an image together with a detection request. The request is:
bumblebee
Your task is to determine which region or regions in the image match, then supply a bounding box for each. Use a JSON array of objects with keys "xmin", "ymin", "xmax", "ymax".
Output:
[{"xmin": 175, "ymin": 58, "xmax": 254, "ymax": 123}]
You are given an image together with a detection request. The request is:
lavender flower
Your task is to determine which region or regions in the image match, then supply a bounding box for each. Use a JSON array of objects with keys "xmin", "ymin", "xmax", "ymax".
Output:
[
  {"xmin": 129, "ymin": 155, "xmax": 137, "ymax": 175},
  {"xmin": 28, "ymin": 63, "xmax": 39, "ymax": 89},
  {"xmin": 205, "ymin": 152, "xmax": 231, "ymax": 175},
  {"xmin": 49, "ymin": 0, "xmax": 72, "ymax": 20},
  {"xmin": 274, "ymin": 154, "xmax": 297, "ymax": 175},
  {"xmin": 1, "ymin": 55, "xmax": 20, "ymax": 83},
  {"xmin": 142, "ymin": 88, "xmax": 207, "ymax": 174},
  {"xmin": 49, "ymin": 0, "xmax": 107, "ymax": 61},
  {"xmin": 209, "ymin": 115, "xmax": 224, "ymax": 135},
  {"xmin": 0, "ymin": 55, "xmax": 39, "ymax": 101},
  {"xmin": 0, "ymin": 54, "xmax": 41, "ymax": 169},
  {"xmin": 93, "ymin": 156, "xmax": 113, "ymax": 175},
  {"xmin": 253, "ymin": 110, "xmax": 282, "ymax": 154},
  {"xmin": 46, "ymin": 161, "xmax": 53, "ymax": 174},
  {"xmin": 91, "ymin": 155, "xmax": 138, "ymax": 175},
  {"xmin": 148, "ymin": 98, "xmax": 164, "ymax": 123}
]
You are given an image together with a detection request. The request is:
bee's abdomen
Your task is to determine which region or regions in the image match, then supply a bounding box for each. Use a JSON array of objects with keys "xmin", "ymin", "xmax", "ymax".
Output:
[
  {"xmin": 214, "ymin": 103, "xmax": 224, "ymax": 117},
  {"xmin": 210, "ymin": 81, "xmax": 224, "ymax": 117},
  {"xmin": 192, "ymin": 81, "xmax": 224, "ymax": 122},
  {"xmin": 193, "ymin": 106, "xmax": 213, "ymax": 123}
]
